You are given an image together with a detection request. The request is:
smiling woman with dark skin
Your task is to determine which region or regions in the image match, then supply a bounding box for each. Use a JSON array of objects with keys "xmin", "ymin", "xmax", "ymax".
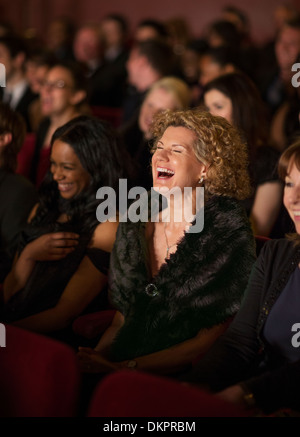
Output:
[{"xmin": 0, "ymin": 116, "xmax": 122, "ymax": 342}]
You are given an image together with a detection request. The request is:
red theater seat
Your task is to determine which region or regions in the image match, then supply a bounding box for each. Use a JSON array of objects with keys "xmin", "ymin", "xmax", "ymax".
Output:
[
  {"xmin": 16, "ymin": 133, "xmax": 36, "ymax": 179},
  {"xmin": 0, "ymin": 325, "xmax": 80, "ymax": 417},
  {"xmin": 72, "ymin": 310, "xmax": 116, "ymax": 340},
  {"xmin": 87, "ymin": 370, "xmax": 249, "ymax": 417},
  {"xmin": 91, "ymin": 106, "xmax": 123, "ymax": 128}
]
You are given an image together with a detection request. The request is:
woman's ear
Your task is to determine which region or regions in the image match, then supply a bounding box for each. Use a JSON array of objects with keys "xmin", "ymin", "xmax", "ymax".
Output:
[
  {"xmin": 0, "ymin": 132, "xmax": 12, "ymax": 148},
  {"xmin": 199, "ymin": 164, "xmax": 208, "ymax": 182},
  {"xmin": 70, "ymin": 90, "xmax": 87, "ymax": 106}
]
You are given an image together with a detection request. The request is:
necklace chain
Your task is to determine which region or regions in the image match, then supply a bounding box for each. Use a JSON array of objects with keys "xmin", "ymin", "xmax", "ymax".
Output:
[{"xmin": 163, "ymin": 223, "xmax": 178, "ymax": 259}]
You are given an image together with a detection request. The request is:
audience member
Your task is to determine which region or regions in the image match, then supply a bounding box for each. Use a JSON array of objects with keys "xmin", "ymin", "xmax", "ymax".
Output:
[
  {"xmin": 198, "ymin": 46, "xmax": 238, "ymax": 89},
  {"xmin": 259, "ymin": 3, "xmax": 300, "ymax": 71},
  {"xmin": 101, "ymin": 13, "xmax": 129, "ymax": 62},
  {"xmin": 165, "ymin": 17, "xmax": 191, "ymax": 56},
  {"xmin": 1, "ymin": 116, "xmax": 122, "ymax": 343},
  {"xmin": 86, "ymin": 15, "xmax": 129, "ymax": 108},
  {"xmin": 118, "ymin": 76, "xmax": 191, "ymax": 189},
  {"xmin": 122, "ymin": 39, "xmax": 177, "ymax": 122},
  {"xmin": 220, "ymin": 5, "xmax": 258, "ymax": 79},
  {"xmin": 179, "ymin": 39, "xmax": 208, "ymax": 106},
  {"xmin": 46, "ymin": 16, "xmax": 75, "ymax": 61},
  {"xmin": 0, "ymin": 103, "xmax": 37, "ymax": 282},
  {"xmin": 134, "ymin": 18, "xmax": 169, "ymax": 43},
  {"xmin": 202, "ymin": 72, "xmax": 289, "ymax": 237},
  {"xmin": 221, "ymin": 5, "xmax": 251, "ymax": 43},
  {"xmin": 30, "ymin": 60, "xmax": 89, "ymax": 186},
  {"xmin": 73, "ymin": 23, "xmax": 103, "ymax": 78},
  {"xmin": 25, "ymin": 50, "xmax": 56, "ymax": 132},
  {"xmin": 181, "ymin": 141, "xmax": 300, "ymax": 416},
  {"xmin": 77, "ymin": 109, "xmax": 256, "ymax": 377},
  {"xmin": 205, "ymin": 19, "xmax": 239, "ymax": 48},
  {"xmin": 257, "ymin": 19, "xmax": 300, "ymax": 115},
  {"xmin": 0, "ymin": 35, "xmax": 38, "ymax": 132}
]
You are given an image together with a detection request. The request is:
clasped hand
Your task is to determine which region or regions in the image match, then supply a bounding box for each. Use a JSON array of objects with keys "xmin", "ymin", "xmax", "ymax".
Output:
[
  {"xmin": 26, "ymin": 232, "xmax": 80, "ymax": 261},
  {"xmin": 77, "ymin": 347, "xmax": 118, "ymax": 373}
]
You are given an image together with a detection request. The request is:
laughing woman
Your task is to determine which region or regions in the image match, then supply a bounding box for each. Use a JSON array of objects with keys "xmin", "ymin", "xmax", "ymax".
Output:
[
  {"xmin": 0, "ymin": 116, "xmax": 122, "ymax": 344},
  {"xmin": 78, "ymin": 109, "xmax": 256, "ymax": 376},
  {"xmin": 182, "ymin": 140, "xmax": 300, "ymax": 415}
]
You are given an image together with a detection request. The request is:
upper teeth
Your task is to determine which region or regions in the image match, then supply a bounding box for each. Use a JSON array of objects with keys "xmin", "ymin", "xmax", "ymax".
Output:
[
  {"xmin": 294, "ymin": 212, "xmax": 300, "ymax": 216},
  {"xmin": 157, "ymin": 167, "xmax": 174, "ymax": 175}
]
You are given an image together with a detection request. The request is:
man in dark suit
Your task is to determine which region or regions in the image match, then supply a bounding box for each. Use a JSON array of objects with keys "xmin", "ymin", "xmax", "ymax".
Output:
[
  {"xmin": 122, "ymin": 39, "xmax": 178, "ymax": 122},
  {"xmin": 0, "ymin": 35, "xmax": 37, "ymax": 132},
  {"xmin": 73, "ymin": 21, "xmax": 129, "ymax": 109}
]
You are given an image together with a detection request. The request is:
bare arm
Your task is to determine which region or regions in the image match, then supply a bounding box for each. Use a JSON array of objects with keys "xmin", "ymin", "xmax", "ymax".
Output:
[
  {"xmin": 8, "ymin": 220, "xmax": 119, "ymax": 333},
  {"xmin": 11, "ymin": 255, "xmax": 107, "ymax": 333},
  {"xmin": 2, "ymin": 232, "xmax": 79, "ymax": 303},
  {"xmin": 78, "ymin": 321, "xmax": 228, "ymax": 375},
  {"xmin": 93, "ymin": 310, "xmax": 124, "ymax": 357},
  {"xmin": 250, "ymin": 181, "xmax": 283, "ymax": 237},
  {"xmin": 120, "ymin": 322, "xmax": 227, "ymax": 374}
]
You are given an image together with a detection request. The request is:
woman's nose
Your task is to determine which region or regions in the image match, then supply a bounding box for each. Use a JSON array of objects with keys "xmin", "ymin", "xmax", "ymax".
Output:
[
  {"xmin": 51, "ymin": 166, "xmax": 64, "ymax": 180},
  {"xmin": 156, "ymin": 148, "xmax": 170, "ymax": 161}
]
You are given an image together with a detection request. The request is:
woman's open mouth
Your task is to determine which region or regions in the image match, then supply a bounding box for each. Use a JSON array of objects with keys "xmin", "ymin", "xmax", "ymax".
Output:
[
  {"xmin": 58, "ymin": 182, "xmax": 73, "ymax": 192},
  {"xmin": 157, "ymin": 167, "xmax": 175, "ymax": 179}
]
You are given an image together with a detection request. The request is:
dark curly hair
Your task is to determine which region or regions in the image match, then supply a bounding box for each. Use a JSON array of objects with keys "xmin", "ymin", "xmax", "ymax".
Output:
[
  {"xmin": 31, "ymin": 115, "xmax": 123, "ymax": 232},
  {"xmin": 151, "ymin": 109, "xmax": 252, "ymax": 200}
]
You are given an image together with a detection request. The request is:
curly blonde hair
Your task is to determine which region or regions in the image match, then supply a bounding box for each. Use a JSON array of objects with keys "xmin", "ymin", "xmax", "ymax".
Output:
[{"xmin": 151, "ymin": 109, "xmax": 252, "ymax": 200}]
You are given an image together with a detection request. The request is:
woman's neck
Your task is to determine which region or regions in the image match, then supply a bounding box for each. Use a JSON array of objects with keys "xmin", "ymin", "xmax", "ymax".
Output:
[{"xmin": 159, "ymin": 187, "xmax": 203, "ymax": 227}]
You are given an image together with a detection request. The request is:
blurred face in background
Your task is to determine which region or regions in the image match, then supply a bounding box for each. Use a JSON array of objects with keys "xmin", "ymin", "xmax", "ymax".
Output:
[
  {"xmin": 204, "ymin": 88, "xmax": 233, "ymax": 124},
  {"xmin": 275, "ymin": 25, "xmax": 300, "ymax": 70},
  {"xmin": 40, "ymin": 66, "xmax": 83, "ymax": 117},
  {"xmin": 198, "ymin": 54, "xmax": 233, "ymax": 87},
  {"xmin": 101, "ymin": 19, "xmax": 124, "ymax": 49},
  {"xmin": 139, "ymin": 87, "xmax": 180, "ymax": 139},
  {"xmin": 73, "ymin": 27, "xmax": 102, "ymax": 64}
]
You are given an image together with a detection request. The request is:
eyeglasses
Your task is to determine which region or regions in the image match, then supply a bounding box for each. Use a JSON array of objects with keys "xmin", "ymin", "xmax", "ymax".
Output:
[{"xmin": 41, "ymin": 80, "xmax": 72, "ymax": 90}]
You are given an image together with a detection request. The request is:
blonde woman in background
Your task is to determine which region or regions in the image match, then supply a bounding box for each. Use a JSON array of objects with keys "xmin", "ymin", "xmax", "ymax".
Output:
[{"xmin": 118, "ymin": 76, "xmax": 191, "ymax": 189}]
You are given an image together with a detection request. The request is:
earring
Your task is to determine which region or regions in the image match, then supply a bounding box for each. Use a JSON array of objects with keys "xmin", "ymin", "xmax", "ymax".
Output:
[{"xmin": 198, "ymin": 177, "xmax": 204, "ymax": 184}]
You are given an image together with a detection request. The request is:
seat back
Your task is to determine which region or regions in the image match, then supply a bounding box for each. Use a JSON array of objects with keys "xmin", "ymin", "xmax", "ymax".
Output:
[
  {"xmin": 16, "ymin": 133, "xmax": 36, "ymax": 179},
  {"xmin": 72, "ymin": 310, "xmax": 116, "ymax": 340},
  {"xmin": 87, "ymin": 370, "xmax": 248, "ymax": 417},
  {"xmin": 91, "ymin": 106, "xmax": 123, "ymax": 128},
  {"xmin": 0, "ymin": 325, "xmax": 80, "ymax": 417}
]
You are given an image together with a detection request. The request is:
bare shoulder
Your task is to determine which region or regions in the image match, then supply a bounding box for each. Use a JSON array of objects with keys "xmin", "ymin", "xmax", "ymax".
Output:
[{"xmin": 89, "ymin": 220, "xmax": 119, "ymax": 252}]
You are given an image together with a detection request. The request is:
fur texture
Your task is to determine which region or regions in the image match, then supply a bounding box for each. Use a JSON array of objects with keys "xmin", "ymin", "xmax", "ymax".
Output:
[{"xmin": 109, "ymin": 195, "xmax": 256, "ymax": 361}]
